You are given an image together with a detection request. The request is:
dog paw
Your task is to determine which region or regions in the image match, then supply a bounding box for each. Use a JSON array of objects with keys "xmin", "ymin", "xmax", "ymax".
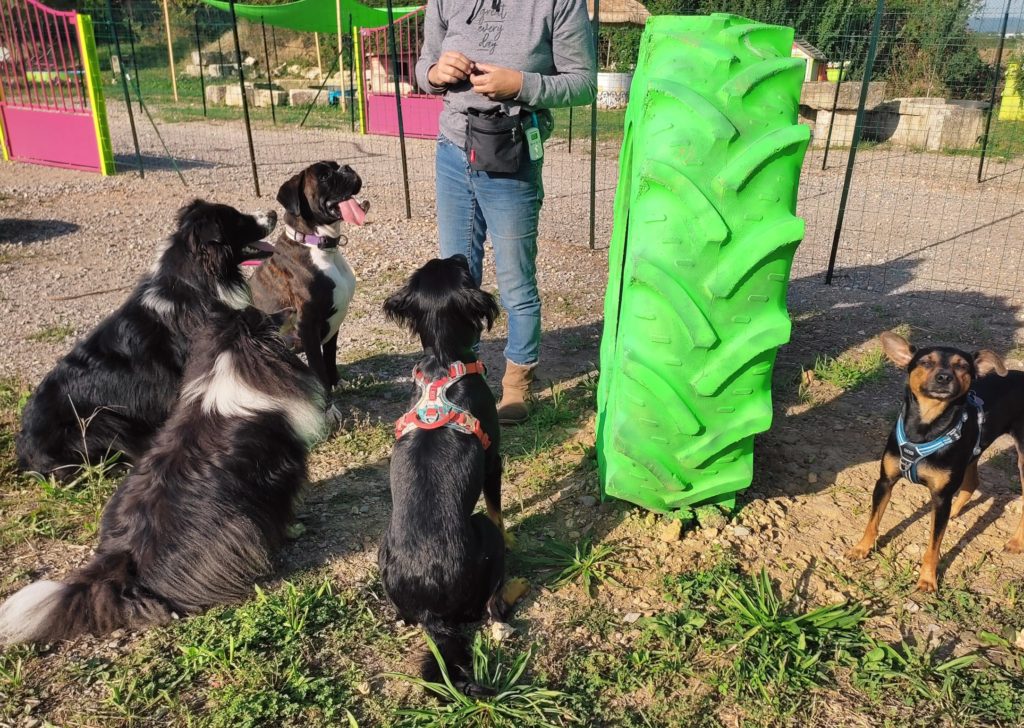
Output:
[
  {"xmin": 916, "ymin": 576, "xmax": 938, "ymax": 594},
  {"xmin": 501, "ymin": 577, "xmax": 531, "ymax": 607},
  {"xmin": 845, "ymin": 543, "xmax": 872, "ymax": 560},
  {"xmin": 1004, "ymin": 537, "xmax": 1024, "ymax": 554},
  {"xmin": 285, "ymin": 522, "xmax": 307, "ymax": 540}
]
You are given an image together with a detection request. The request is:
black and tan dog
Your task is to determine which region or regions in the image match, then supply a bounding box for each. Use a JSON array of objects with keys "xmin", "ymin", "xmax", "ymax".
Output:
[
  {"xmin": 378, "ymin": 256, "xmax": 528, "ymax": 695},
  {"xmin": 847, "ymin": 331, "xmax": 1023, "ymax": 592},
  {"xmin": 249, "ymin": 161, "xmax": 367, "ymax": 392}
]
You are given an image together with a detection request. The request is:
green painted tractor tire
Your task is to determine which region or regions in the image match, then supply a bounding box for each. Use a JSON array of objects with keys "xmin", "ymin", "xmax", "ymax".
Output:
[{"xmin": 596, "ymin": 14, "xmax": 810, "ymax": 513}]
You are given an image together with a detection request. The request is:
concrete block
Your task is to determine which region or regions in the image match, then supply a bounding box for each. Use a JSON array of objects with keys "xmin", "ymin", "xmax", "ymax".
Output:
[
  {"xmin": 869, "ymin": 97, "xmax": 987, "ymax": 151},
  {"xmin": 288, "ymin": 88, "xmax": 329, "ymax": 106},
  {"xmin": 801, "ymin": 81, "xmax": 886, "ymax": 110},
  {"xmin": 254, "ymin": 88, "xmax": 287, "ymax": 107},
  {"xmin": 224, "ymin": 83, "xmax": 255, "ymax": 107},
  {"xmin": 204, "ymin": 84, "xmax": 227, "ymax": 105}
]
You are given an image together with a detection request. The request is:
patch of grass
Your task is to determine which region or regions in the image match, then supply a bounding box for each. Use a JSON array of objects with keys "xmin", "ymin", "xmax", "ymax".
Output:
[
  {"xmin": 854, "ymin": 640, "xmax": 1024, "ymax": 725},
  {"xmin": 519, "ymin": 537, "xmax": 622, "ymax": 597},
  {"xmin": 388, "ymin": 633, "xmax": 575, "ymax": 727},
  {"xmin": 503, "ymin": 376, "xmax": 595, "ymax": 461},
  {"xmin": 1, "ymin": 453, "xmax": 122, "ymax": 548},
  {"xmin": 314, "ymin": 418, "xmax": 393, "ymax": 464},
  {"xmin": 26, "ymin": 322, "xmax": 75, "ymax": 344},
  {"xmin": 61, "ymin": 577, "xmax": 401, "ymax": 727},
  {"xmin": 808, "ymin": 347, "xmax": 886, "ymax": 391}
]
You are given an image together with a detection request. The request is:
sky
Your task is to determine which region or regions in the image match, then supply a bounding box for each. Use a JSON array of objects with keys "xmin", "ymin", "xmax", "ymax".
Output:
[{"xmin": 980, "ymin": 0, "xmax": 1023, "ymax": 17}]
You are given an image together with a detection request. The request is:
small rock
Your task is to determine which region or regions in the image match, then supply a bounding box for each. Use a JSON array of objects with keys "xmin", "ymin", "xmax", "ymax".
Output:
[
  {"xmin": 807, "ymin": 472, "xmax": 819, "ymax": 485},
  {"xmin": 490, "ymin": 621, "xmax": 516, "ymax": 642},
  {"xmin": 355, "ymin": 681, "xmax": 372, "ymax": 695},
  {"xmin": 733, "ymin": 525, "xmax": 751, "ymax": 538},
  {"xmin": 660, "ymin": 519, "xmax": 682, "ymax": 543},
  {"xmin": 903, "ymin": 600, "xmax": 920, "ymax": 614},
  {"xmin": 579, "ymin": 495, "xmax": 597, "ymax": 507},
  {"xmin": 623, "ymin": 612, "xmax": 641, "ymax": 624},
  {"xmin": 1016, "ymin": 630, "xmax": 1024, "ymax": 651}
]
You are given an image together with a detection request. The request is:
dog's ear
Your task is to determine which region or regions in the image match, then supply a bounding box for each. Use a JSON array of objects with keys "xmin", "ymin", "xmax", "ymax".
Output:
[
  {"xmin": 176, "ymin": 201, "xmax": 221, "ymax": 245},
  {"xmin": 267, "ymin": 307, "xmax": 297, "ymax": 333},
  {"xmin": 880, "ymin": 331, "xmax": 914, "ymax": 368},
  {"xmin": 276, "ymin": 172, "xmax": 304, "ymax": 216},
  {"xmin": 266, "ymin": 305, "xmax": 294, "ymax": 329},
  {"xmin": 974, "ymin": 349, "xmax": 1007, "ymax": 377},
  {"xmin": 460, "ymin": 287, "xmax": 500, "ymax": 332},
  {"xmin": 383, "ymin": 285, "xmax": 418, "ymax": 333},
  {"xmin": 324, "ymin": 160, "xmax": 341, "ymax": 170}
]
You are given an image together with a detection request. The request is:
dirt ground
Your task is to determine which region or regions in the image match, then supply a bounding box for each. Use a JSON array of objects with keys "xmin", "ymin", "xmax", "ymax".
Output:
[{"xmin": 2, "ymin": 132, "xmax": 1024, "ymax": 726}]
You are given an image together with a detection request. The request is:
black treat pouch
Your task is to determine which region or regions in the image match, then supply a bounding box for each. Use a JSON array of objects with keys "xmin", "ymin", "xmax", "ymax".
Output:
[{"xmin": 466, "ymin": 110, "xmax": 524, "ymax": 174}]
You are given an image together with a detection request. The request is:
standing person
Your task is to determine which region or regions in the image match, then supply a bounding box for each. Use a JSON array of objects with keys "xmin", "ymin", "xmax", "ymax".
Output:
[{"xmin": 415, "ymin": 0, "xmax": 597, "ymax": 425}]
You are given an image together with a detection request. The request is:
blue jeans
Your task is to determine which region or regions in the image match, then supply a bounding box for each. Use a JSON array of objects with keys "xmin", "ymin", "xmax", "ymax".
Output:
[{"xmin": 435, "ymin": 135, "xmax": 544, "ymax": 366}]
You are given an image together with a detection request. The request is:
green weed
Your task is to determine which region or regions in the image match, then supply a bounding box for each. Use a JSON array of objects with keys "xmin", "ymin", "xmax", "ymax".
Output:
[
  {"xmin": 519, "ymin": 537, "xmax": 622, "ymax": 596},
  {"xmin": 388, "ymin": 633, "xmax": 575, "ymax": 727},
  {"xmin": 88, "ymin": 577, "xmax": 400, "ymax": 727},
  {"xmin": 810, "ymin": 347, "xmax": 886, "ymax": 391},
  {"xmin": 26, "ymin": 322, "xmax": 75, "ymax": 344},
  {"xmin": 2, "ymin": 452, "xmax": 122, "ymax": 548}
]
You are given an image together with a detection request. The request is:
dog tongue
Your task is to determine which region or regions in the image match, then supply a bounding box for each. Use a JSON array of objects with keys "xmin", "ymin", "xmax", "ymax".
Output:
[{"xmin": 338, "ymin": 198, "xmax": 367, "ymax": 227}]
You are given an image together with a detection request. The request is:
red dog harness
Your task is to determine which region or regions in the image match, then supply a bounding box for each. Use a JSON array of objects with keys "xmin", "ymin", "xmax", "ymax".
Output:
[{"xmin": 394, "ymin": 361, "xmax": 491, "ymax": 449}]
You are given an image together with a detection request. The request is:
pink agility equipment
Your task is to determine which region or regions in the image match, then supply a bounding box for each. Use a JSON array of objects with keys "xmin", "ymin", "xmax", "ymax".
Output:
[
  {"xmin": 360, "ymin": 8, "xmax": 442, "ymax": 139},
  {"xmin": 0, "ymin": 0, "xmax": 113, "ymax": 173}
]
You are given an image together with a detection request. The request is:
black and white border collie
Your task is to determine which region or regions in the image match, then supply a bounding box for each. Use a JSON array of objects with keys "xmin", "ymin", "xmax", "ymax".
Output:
[
  {"xmin": 0, "ymin": 305, "xmax": 326, "ymax": 645},
  {"xmin": 16, "ymin": 200, "xmax": 277, "ymax": 480}
]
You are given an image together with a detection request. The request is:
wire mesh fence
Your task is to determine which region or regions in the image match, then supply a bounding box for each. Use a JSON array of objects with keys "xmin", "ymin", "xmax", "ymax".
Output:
[{"xmin": 27, "ymin": 0, "xmax": 1024, "ymax": 306}]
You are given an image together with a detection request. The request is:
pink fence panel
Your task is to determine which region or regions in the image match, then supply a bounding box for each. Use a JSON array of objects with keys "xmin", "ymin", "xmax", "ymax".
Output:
[{"xmin": 361, "ymin": 8, "xmax": 442, "ymax": 140}]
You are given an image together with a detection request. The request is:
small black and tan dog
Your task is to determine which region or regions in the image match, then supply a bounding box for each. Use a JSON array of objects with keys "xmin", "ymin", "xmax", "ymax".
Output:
[
  {"xmin": 378, "ymin": 255, "xmax": 528, "ymax": 694},
  {"xmin": 848, "ymin": 331, "xmax": 1023, "ymax": 592},
  {"xmin": 0, "ymin": 305, "xmax": 325, "ymax": 645},
  {"xmin": 249, "ymin": 161, "xmax": 367, "ymax": 392}
]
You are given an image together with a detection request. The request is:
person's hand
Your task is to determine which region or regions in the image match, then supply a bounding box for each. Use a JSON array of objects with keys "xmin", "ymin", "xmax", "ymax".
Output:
[
  {"xmin": 428, "ymin": 51, "xmax": 473, "ymax": 87},
  {"xmin": 469, "ymin": 63, "xmax": 523, "ymax": 101}
]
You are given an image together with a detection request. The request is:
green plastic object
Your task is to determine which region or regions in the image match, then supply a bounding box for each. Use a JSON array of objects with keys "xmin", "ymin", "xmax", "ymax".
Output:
[
  {"xmin": 596, "ymin": 14, "xmax": 810, "ymax": 514},
  {"xmin": 201, "ymin": 0, "xmax": 419, "ymax": 34}
]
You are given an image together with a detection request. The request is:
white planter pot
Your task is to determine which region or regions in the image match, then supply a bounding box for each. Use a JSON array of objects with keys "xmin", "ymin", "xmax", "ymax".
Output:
[{"xmin": 596, "ymin": 71, "xmax": 632, "ymax": 109}]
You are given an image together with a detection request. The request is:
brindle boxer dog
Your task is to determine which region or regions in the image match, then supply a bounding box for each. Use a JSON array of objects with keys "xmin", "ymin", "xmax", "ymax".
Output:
[{"xmin": 249, "ymin": 161, "xmax": 368, "ymax": 392}]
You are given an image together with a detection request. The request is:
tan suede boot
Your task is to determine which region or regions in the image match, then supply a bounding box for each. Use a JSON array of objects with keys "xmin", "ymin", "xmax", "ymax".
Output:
[{"xmin": 497, "ymin": 360, "xmax": 536, "ymax": 426}]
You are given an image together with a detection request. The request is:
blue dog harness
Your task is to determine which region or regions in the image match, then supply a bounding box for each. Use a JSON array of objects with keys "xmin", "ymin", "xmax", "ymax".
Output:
[{"xmin": 895, "ymin": 391, "xmax": 985, "ymax": 484}]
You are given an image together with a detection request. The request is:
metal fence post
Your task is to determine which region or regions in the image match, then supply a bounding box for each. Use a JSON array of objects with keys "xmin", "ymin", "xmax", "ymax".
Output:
[
  {"xmin": 821, "ymin": 26, "xmax": 851, "ymax": 171},
  {"xmin": 588, "ymin": 0, "xmax": 600, "ymax": 250},
  {"xmin": 104, "ymin": 0, "xmax": 143, "ymax": 177},
  {"xmin": 386, "ymin": 0, "xmax": 412, "ymax": 220},
  {"xmin": 125, "ymin": 16, "xmax": 144, "ymax": 113},
  {"xmin": 229, "ymin": 0, "xmax": 260, "ymax": 197},
  {"xmin": 977, "ymin": 0, "xmax": 1012, "ymax": 184},
  {"xmin": 825, "ymin": 0, "xmax": 884, "ymax": 285},
  {"xmin": 568, "ymin": 105, "xmax": 574, "ymax": 154},
  {"xmin": 195, "ymin": 13, "xmax": 207, "ymax": 117},
  {"xmin": 349, "ymin": 13, "xmax": 356, "ymax": 132},
  {"xmin": 260, "ymin": 18, "xmax": 276, "ymax": 125}
]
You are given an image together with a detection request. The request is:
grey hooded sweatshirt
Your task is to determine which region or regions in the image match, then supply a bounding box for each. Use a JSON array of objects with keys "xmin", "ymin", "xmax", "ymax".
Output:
[{"xmin": 414, "ymin": 0, "xmax": 598, "ymax": 148}]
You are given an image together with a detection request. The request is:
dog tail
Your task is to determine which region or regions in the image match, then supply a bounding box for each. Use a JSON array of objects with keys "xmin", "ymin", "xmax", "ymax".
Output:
[
  {"xmin": 0, "ymin": 551, "xmax": 171, "ymax": 646},
  {"xmin": 421, "ymin": 618, "xmax": 494, "ymax": 697}
]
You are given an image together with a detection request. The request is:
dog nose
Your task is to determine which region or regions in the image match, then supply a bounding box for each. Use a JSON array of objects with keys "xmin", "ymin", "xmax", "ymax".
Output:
[{"xmin": 934, "ymin": 371, "xmax": 953, "ymax": 385}]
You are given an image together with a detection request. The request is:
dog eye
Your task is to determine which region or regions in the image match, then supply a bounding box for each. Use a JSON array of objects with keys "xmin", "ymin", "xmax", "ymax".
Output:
[
  {"xmin": 319, "ymin": 173, "xmax": 330, "ymax": 181},
  {"xmin": 920, "ymin": 360, "xmax": 934, "ymax": 369}
]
